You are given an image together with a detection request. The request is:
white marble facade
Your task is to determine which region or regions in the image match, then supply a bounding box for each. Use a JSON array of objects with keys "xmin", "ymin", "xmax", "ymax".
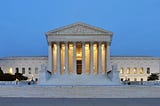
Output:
[
  {"xmin": 1, "ymin": 56, "xmax": 160, "ymax": 82},
  {"xmin": 46, "ymin": 22, "xmax": 112, "ymax": 76},
  {"xmin": 42, "ymin": 22, "xmax": 118, "ymax": 85},
  {"xmin": 0, "ymin": 22, "xmax": 160, "ymax": 84},
  {"xmin": 0, "ymin": 57, "xmax": 48, "ymax": 80}
]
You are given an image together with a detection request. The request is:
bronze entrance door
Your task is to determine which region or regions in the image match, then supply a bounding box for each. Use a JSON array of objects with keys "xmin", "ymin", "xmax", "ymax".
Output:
[{"xmin": 76, "ymin": 60, "xmax": 82, "ymax": 75}]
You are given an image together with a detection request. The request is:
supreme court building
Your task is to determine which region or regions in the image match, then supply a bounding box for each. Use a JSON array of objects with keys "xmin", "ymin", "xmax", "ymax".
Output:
[
  {"xmin": 39, "ymin": 22, "xmax": 120, "ymax": 85},
  {"xmin": 46, "ymin": 22, "xmax": 112, "ymax": 76},
  {"xmin": 1, "ymin": 22, "xmax": 160, "ymax": 85}
]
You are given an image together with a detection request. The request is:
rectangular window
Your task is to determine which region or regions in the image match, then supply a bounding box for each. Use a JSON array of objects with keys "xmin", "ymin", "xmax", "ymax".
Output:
[
  {"xmin": 22, "ymin": 68, "xmax": 25, "ymax": 74},
  {"xmin": 28, "ymin": 67, "xmax": 31, "ymax": 74},
  {"xmin": 35, "ymin": 67, "xmax": 38, "ymax": 74},
  {"xmin": 15, "ymin": 67, "xmax": 19, "ymax": 73},
  {"xmin": 133, "ymin": 68, "xmax": 137, "ymax": 74},
  {"xmin": 127, "ymin": 68, "xmax": 130, "ymax": 74},
  {"xmin": 120, "ymin": 68, "xmax": 124, "ymax": 74},
  {"xmin": 140, "ymin": 68, "xmax": 144, "ymax": 74},
  {"xmin": 147, "ymin": 67, "xmax": 150, "ymax": 74}
]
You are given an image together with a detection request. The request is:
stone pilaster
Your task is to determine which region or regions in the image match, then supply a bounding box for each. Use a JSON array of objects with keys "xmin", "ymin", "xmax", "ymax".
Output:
[
  {"xmin": 48, "ymin": 42, "xmax": 52, "ymax": 72},
  {"xmin": 82, "ymin": 42, "xmax": 85, "ymax": 74},
  {"xmin": 56, "ymin": 42, "xmax": 61, "ymax": 76},
  {"xmin": 106, "ymin": 42, "xmax": 111, "ymax": 73},
  {"xmin": 73, "ymin": 42, "xmax": 77, "ymax": 75},
  {"xmin": 90, "ymin": 42, "xmax": 94, "ymax": 75},
  {"xmin": 65, "ymin": 42, "xmax": 68, "ymax": 75},
  {"xmin": 98, "ymin": 42, "xmax": 102, "ymax": 75}
]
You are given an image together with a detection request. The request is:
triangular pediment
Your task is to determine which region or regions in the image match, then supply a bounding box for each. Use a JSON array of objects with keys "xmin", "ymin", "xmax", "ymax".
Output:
[{"xmin": 46, "ymin": 22, "xmax": 112, "ymax": 35}]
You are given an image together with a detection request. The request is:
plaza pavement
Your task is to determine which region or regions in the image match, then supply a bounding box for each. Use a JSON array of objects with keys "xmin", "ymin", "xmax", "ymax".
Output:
[
  {"xmin": 0, "ymin": 85, "xmax": 160, "ymax": 98},
  {"xmin": 0, "ymin": 98, "xmax": 160, "ymax": 106}
]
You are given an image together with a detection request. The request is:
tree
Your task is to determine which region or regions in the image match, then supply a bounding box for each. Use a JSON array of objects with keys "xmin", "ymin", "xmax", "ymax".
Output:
[
  {"xmin": 15, "ymin": 72, "xmax": 28, "ymax": 81},
  {"xmin": 147, "ymin": 73, "xmax": 159, "ymax": 81},
  {"xmin": 0, "ymin": 67, "xmax": 28, "ymax": 81},
  {"xmin": 0, "ymin": 67, "xmax": 4, "ymax": 75}
]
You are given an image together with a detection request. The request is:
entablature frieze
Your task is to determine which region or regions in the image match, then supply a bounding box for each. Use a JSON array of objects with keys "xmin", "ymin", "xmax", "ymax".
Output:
[{"xmin": 47, "ymin": 35, "xmax": 111, "ymax": 43}]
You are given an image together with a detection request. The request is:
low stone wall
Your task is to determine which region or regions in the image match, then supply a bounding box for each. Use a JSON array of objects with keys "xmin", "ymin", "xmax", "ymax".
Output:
[
  {"xmin": 123, "ymin": 81, "xmax": 160, "ymax": 86},
  {"xmin": 1, "ymin": 85, "xmax": 160, "ymax": 98},
  {"xmin": 0, "ymin": 81, "xmax": 16, "ymax": 85}
]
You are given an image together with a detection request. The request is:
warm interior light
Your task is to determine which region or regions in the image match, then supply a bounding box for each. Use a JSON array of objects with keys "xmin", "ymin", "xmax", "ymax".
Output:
[
  {"xmin": 133, "ymin": 68, "xmax": 137, "ymax": 74},
  {"xmin": 69, "ymin": 44, "xmax": 73, "ymax": 50},
  {"xmin": 120, "ymin": 68, "xmax": 124, "ymax": 74},
  {"xmin": 85, "ymin": 44, "xmax": 89, "ymax": 50},
  {"xmin": 127, "ymin": 68, "xmax": 130, "ymax": 74},
  {"xmin": 140, "ymin": 68, "xmax": 144, "ymax": 74},
  {"xmin": 54, "ymin": 44, "xmax": 57, "ymax": 50},
  {"xmin": 62, "ymin": 44, "xmax": 65, "ymax": 50},
  {"xmin": 77, "ymin": 53, "xmax": 81, "ymax": 57},
  {"xmin": 94, "ymin": 44, "xmax": 97, "ymax": 50},
  {"xmin": 9, "ymin": 67, "xmax": 13, "ymax": 74}
]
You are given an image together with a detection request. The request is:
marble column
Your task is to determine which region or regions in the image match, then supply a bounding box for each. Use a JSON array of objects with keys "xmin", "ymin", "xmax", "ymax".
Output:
[
  {"xmin": 56, "ymin": 42, "xmax": 61, "ymax": 76},
  {"xmin": 98, "ymin": 42, "xmax": 102, "ymax": 75},
  {"xmin": 82, "ymin": 42, "xmax": 85, "ymax": 74},
  {"xmin": 48, "ymin": 42, "xmax": 53, "ymax": 73},
  {"xmin": 106, "ymin": 42, "xmax": 111, "ymax": 73},
  {"xmin": 73, "ymin": 42, "xmax": 77, "ymax": 75},
  {"xmin": 65, "ymin": 42, "xmax": 69, "ymax": 75},
  {"xmin": 90, "ymin": 42, "xmax": 94, "ymax": 75}
]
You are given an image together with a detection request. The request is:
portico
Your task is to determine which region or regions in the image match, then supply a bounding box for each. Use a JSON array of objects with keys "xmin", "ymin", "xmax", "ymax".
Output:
[
  {"xmin": 47, "ymin": 22, "xmax": 112, "ymax": 75},
  {"xmin": 41, "ymin": 22, "xmax": 120, "ymax": 85},
  {"xmin": 48, "ymin": 41, "xmax": 111, "ymax": 76}
]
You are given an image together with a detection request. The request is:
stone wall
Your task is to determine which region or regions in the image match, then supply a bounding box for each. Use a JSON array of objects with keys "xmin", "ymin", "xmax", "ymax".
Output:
[
  {"xmin": 0, "ymin": 56, "xmax": 48, "ymax": 80},
  {"xmin": 111, "ymin": 56, "xmax": 160, "ymax": 81}
]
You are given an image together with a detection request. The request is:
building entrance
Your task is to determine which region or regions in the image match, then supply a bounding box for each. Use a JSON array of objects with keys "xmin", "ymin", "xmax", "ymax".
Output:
[
  {"xmin": 77, "ymin": 60, "xmax": 82, "ymax": 75},
  {"xmin": 76, "ymin": 43, "xmax": 82, "ymax": 75}
]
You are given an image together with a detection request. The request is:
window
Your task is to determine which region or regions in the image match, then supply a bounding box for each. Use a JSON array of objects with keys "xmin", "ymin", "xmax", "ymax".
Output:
[
  {"xmin": 22, "ymin": 68, "xmax": 25, "ymax": 74},
  {"xmin": 141, "ymin": 78, "xmax": 143, "ymax": 81},
  {"xmin": 9, "ymin": 67, "xmax": 13, "ymax": 74},
  {"xmin": 120, "ymin": 68, "xmax": 124, "ymax": 74},
  {"xmin": 15, "ymin": 67, "xmax": 19, "ymax": 73},
  {"xmin": 35, "ymin": 67, "xmax": 38, "ymax": 74},
  {"xmin": 121, "ymin": 78, "xmax": 124, "ymax": 81},
  {"xmin": 147, "ymin": 67, "xmax": 150, "ymax": 74},
  {"xmin": 128, "ymin": 78, "xmax": 130, "ymax": 81},
  {"xmin": 127, "ymin": 68, "xmax": 130, "ymax": 74},
  {"xmin": 28, "ymin": 67, "xmax": 31, "ymax": 74},
  {"xmin": 140, "ymin": 67, "xmax": 144, "ymax": 74},
  {"xmin": 133, "ymin": 68, "xmax": 137, "ymax": 74}
]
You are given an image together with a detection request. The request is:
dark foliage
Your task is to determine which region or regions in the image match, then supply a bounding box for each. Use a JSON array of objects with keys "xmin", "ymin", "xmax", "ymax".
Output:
[
  {"xmin": 15, "ymin": 72, "xmax": 28, "ymax": 81},
  {"xmin": 0, "ymin": 73, "xmax": 16, "ymax": 81},
  {"xmin": 0, "ymin": 67, "xmax": 28, "ymax": 81},
  {"xmin": 0, "ymin": 67, "xmax": 4, "ymax": 75},
  {"xmin": 147, "ymin": 73, "xmax": 159, "ymax": 81}
]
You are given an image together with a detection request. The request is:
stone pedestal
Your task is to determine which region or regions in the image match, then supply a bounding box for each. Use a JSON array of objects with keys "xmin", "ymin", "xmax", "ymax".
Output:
[
  {"xmin": 107, "ymin": 64, "xmax": 120, "ymax": 84},
  {"xmin": 38, "ymin": 64, "xmax": 51, "ymax": 84}
]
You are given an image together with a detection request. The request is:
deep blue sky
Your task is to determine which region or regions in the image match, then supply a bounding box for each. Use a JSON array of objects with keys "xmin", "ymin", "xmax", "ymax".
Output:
[{"xmin": 0, "ymin": 0, "xmax": 160, "ymax": 57}]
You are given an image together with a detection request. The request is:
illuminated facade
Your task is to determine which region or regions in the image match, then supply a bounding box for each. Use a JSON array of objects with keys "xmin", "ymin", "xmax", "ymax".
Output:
[
  {"xmin": 46, "ymin": 22, "xmax": 112, "ymax": 76},
  {"xmin": 41, "ymin": 22, "xmax": 120, "ymax": 85},
  {"xmin": 0, "ymin": 22, "xmax": 160, "ymax": 84}
]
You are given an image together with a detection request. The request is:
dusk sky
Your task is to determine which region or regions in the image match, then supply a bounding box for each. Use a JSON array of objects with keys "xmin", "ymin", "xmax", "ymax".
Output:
[{"xmin": 0, "ymin": 0, "xmax": 160, "ymax": 57}]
